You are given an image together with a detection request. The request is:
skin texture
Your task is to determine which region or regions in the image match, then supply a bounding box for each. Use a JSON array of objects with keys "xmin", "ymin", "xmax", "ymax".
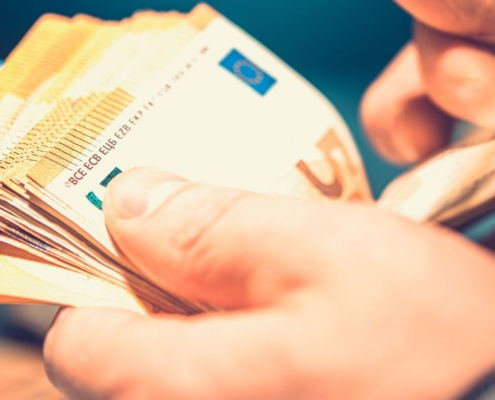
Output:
[
  {"xmin": 44, "ymin": 168, "xmax": 495, "ymax": 400},
  {"xmin": 44, "ymin": 1, "xmax": 495, "ymax": 399},
  {"xmin": 361, "ymin": 0, "xmax": 495, "ymax": 164}
]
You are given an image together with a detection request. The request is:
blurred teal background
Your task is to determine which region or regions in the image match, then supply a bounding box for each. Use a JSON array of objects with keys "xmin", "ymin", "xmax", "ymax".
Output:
[{"xmin": 0, "ymin": 0, "xmax": 412, "ymax": 196}]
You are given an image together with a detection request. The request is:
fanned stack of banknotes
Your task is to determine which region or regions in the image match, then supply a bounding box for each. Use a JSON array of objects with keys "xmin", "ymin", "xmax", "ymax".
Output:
[{"xmin": 0, "ymin": 3, "xmax": 494, "ymax": 315}]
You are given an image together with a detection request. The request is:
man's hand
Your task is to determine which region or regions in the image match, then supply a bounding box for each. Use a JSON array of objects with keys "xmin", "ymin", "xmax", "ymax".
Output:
[
  {"xmin": 361, "ymin": 0, "xmax": 495, "ymax": 164},
  {"xmin": 44, "ymin": 167, "xmax": 495, "ymax": 399}
]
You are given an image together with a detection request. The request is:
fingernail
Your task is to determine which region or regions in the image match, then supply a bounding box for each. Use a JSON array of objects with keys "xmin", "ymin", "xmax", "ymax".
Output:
[{"xmin": 105, "ymin": 167, "xmax": 188, "ymax": 219}]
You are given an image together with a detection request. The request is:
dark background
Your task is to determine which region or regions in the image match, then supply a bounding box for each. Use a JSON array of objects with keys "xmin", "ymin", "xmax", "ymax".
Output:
[
  {"xmin": 0, "ymin": 0, "xmax": 410, "ymax": 72},
  {"xmin": 0, "ymin": 0, "xmax": 412, "ymax": 194}
]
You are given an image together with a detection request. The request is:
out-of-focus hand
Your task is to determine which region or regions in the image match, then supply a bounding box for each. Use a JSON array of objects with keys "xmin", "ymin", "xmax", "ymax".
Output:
[
  {"xmin": 44, "ymin": 167, "xmax": 495, "ymax": 399},
  {"xmin": 361, "ymin": 0, "xmax": 495, "ymax": 164}
]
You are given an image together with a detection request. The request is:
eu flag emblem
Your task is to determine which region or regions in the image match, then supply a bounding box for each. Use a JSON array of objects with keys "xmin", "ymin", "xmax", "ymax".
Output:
[{"xmin": 220, "ymin": 49, "xmax": 276, "ymax": 96}]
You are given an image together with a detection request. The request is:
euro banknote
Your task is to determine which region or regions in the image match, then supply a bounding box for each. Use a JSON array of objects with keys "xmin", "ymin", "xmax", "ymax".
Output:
[{"xmin": 0, "ymin": 3, "xmax": 492, "ymax": 314}]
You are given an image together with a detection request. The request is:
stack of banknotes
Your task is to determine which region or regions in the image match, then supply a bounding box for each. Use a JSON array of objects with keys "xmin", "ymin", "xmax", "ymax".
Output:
[{"xmin": 0, "ymin": 3, "xmax": 493, "ymax": 315}]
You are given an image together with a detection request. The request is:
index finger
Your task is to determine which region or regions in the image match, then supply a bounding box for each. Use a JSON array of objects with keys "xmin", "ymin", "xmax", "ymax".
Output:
[{"xmin": 395, "ymin": 0, "xmax": 495, "ymax": 42}]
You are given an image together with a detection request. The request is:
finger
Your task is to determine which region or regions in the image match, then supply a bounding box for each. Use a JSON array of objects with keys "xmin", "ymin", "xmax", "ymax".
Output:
[
  {"xmin": 44, "ymin": 306, "xmax": 313, "ymax": 400},
  {"xmin": 103, "ymin": 167, "xmax": 332, "ymax": 309},
  {"xmin": 415, "ymin": 22, "xmax": 495, "ymax": 128},
  {"xmin": 361, "ymin": 43, "xmax": 453, "ymax": 164},
  {"xmin": 394, "ymin": 0, "xmax": 495, "ymax": 42}
]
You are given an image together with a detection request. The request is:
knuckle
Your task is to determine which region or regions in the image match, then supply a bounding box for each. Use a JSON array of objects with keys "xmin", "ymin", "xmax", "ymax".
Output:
[
  {"xmin": 424, "ymin": 56, "xmax": 494, "ymax": 122},
  {"xmin": 437, "ymin": 68, "xmax": 485, "ymax": 101},
  {"xmin": 430, "ymin": 74, "xmax": 492, "ymax": 125}
]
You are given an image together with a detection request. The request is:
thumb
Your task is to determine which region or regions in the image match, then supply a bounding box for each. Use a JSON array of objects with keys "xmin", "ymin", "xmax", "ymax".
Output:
[{"xmin": 103, "ymin": 167, "xmax": 329, "ymax": 309}]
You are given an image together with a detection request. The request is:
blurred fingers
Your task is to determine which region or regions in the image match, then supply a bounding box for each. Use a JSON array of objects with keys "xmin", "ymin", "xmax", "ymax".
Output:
[{"xmin": 361, "ymin": 43, "xmax": 453, "ymax": 164}]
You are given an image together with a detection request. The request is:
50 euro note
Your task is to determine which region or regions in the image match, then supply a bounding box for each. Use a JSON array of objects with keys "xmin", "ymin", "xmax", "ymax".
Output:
[
  {"xmin": 3, "ymin": 3, "xmax": 493, "ymax": 316},
  {"xmin": 0, "ymin": 4, "xmax": 370, "ymax": 315},
  {"xmin": 0, "ymin": 7, "xmax": 217, "ymax": 314}
]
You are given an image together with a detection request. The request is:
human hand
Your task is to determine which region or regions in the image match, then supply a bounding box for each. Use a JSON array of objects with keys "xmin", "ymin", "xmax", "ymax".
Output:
[
  {"xmin": 361, "ymin": 0, "xmax": 495, "ymax": 164},
  {"xmin": 44, "ymin": 167, "xmax": 495, "ymax": 399}
]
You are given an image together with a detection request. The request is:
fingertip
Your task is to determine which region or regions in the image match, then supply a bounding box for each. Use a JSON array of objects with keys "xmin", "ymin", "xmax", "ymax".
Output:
[
  {"xmin": 360, "ymin": 73, "xmax": 422, "ymax": 165},
  {"xmin": 360, "ymin": 44, "xmax": 420, "ymax": 164},
  {"xmin": 360, "ymin": 84, "xmax": 402, "ymax": 163},
  {"xmin": 44, "ymin": 307, "xmax": 144, "ymax": 396}
]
